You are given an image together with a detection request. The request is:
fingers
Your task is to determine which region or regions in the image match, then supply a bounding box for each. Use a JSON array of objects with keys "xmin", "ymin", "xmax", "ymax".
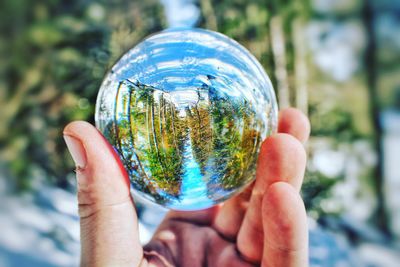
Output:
[
  {"xmin": 254, "ymin": 134, "xmax": 307, "ymax": 192},
  {"xmin": 261, "ymin": 182, "xmax": 308, "ymax": 267},
  {"xmin": 63, "ymin": 121, "xmax": 143, "ymax": 267},
  {"xmin": 212, "ymin": 183, "xmax": 254, "ymax": 240},
  {"xmin": 278, "ymin": 108, "xmax": 310, "ymax": 144},
  {"xmin": 237, "ymin": 134, "xmax": 307, "ymax": 262},
  {"xmin": 213, "ymin": 108, "xmax": 309, "ymax": 240}
]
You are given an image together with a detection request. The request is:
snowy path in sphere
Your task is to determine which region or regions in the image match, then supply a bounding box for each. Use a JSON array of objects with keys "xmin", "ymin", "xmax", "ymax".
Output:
[{"xmin": 173, "ymin": 127, "xmax": 214, "ymax": 210}]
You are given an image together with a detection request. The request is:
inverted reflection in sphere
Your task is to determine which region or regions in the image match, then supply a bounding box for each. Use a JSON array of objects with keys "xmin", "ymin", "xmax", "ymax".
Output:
[{"xmin": 95, "ymin": 28, "xmax": 278, "ymax": 210}]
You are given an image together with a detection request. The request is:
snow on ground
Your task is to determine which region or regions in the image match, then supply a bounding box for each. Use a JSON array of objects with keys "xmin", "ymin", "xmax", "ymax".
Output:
[
  {"xmin": 0, "ymin": 180, "xmax": 398, "ymax": 267},
  {"xmin": 0, "ymin": 185, "xmax": 80, "ymax": 267},
  {"xmin": 0, "ymin": 180, "xmax": 161, "ymax": 267}
]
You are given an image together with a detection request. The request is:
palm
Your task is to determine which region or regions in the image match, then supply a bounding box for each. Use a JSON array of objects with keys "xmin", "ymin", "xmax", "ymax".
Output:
[
  {"xmin": 63, "ymin": 108, "xmax": 310, "ymax": 267},
  {"xmin": 144, "ymin": 209, "xmax": 256, "ymax": 267}
]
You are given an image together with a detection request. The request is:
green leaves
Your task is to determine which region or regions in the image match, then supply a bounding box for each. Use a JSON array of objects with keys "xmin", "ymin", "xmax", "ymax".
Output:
[{"xmin": 1, "ymin": 0, "xmax": 165, "ymax": 191}]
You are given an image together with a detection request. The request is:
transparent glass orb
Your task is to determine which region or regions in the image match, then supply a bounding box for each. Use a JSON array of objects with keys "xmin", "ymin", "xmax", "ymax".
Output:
[{"xmin": 95, "ymin": 28, "xmax": 277, "ymax": 210}]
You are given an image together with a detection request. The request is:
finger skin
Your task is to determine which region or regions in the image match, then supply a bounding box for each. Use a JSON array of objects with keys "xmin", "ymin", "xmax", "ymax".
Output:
[
  {"xmin": 278, "ymin": 108, "xmax": 310, "ymax": 144},
  {"xmin": 262, "ymin": 182, "xmax": 308, "ymax": 267},
  {"xmin": 212, "ymin": 183, "xmax": 254, "ymax": 240},
  {"xmin": 237, "ymin": 134, "xmax": 307, "ymax": 262},
  {"xmin": 213, "ymin": 108, "xmax": 309, "ymax": 240},
  {"xmin": 254, "ymin": 134, "xmax": 306, "ymax": 192},
  {"xmin": 64, "ymin": 121, "xmax": 143, "ymax": 267}
]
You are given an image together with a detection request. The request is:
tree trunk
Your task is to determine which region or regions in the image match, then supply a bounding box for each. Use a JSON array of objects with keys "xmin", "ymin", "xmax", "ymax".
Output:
[
  {"xmin": 128, "ymin": 88, "xmax": 150, "ymax": 182},
  {"xmin": 363, "ymin": 0, "xmax": 390, "ymax": 236},
  {"xmin": 292, "ymin": 18, "xmax": 308, "ymax": 115},
  {"xmin": 150, "ymin": 93, "xmax": 166, "ymax": 174},
  {"xmin": 169, "ymin": 103, "xmax": 181, "ymax": 155},
  {"xmin": 271, "ymin": 16, "xmax": 290, "ymax": 109}
]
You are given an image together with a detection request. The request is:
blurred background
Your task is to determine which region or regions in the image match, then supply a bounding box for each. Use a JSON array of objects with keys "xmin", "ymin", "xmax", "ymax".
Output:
[{"xmin": 0, "ymin": 0, "xmax": 399, "ymax": 266}]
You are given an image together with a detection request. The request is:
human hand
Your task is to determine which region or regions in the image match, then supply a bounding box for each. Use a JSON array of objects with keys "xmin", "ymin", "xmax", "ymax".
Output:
[{"xmin": 63, "ymin": 107, "xmax": 310, "ymax": 267}]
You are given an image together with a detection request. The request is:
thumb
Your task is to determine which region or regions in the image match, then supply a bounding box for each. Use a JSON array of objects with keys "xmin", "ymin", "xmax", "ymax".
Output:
[{"xmin": 63, "ymin": 121, "xmax": 143, "ymax": 267}]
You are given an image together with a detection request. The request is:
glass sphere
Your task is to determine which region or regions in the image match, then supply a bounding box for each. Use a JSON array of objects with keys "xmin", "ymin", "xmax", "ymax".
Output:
[{"xmin": 95, "ymin": 28, "xmax": 277, "ymax": 210}]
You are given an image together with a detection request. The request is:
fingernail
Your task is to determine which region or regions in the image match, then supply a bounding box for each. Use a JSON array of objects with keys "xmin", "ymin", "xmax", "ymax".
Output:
[{"xmin": 63, "ymin": 134, "xmax": 87, "ymax": 169}]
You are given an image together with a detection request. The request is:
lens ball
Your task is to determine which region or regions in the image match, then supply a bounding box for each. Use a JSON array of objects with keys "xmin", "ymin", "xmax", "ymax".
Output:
[{"xmin": 95, "ymin": 28, "xmax": 277, "ymax": 210}]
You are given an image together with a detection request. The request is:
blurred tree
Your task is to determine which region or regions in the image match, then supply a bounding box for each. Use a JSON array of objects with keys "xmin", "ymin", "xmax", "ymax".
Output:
[
  {"xmin": 0, "ymin": 0, "xmax": 165, "ymax": 191},
  {"xmin": 363, "ymin": 0, "xmax": 389, "ymax": 234}
]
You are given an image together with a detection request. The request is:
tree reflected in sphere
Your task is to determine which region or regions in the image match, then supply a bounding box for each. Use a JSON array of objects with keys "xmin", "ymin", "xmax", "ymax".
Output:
[{"xmin": 95, "ymin": 28, "xmax": 278, "ymax": 210}]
